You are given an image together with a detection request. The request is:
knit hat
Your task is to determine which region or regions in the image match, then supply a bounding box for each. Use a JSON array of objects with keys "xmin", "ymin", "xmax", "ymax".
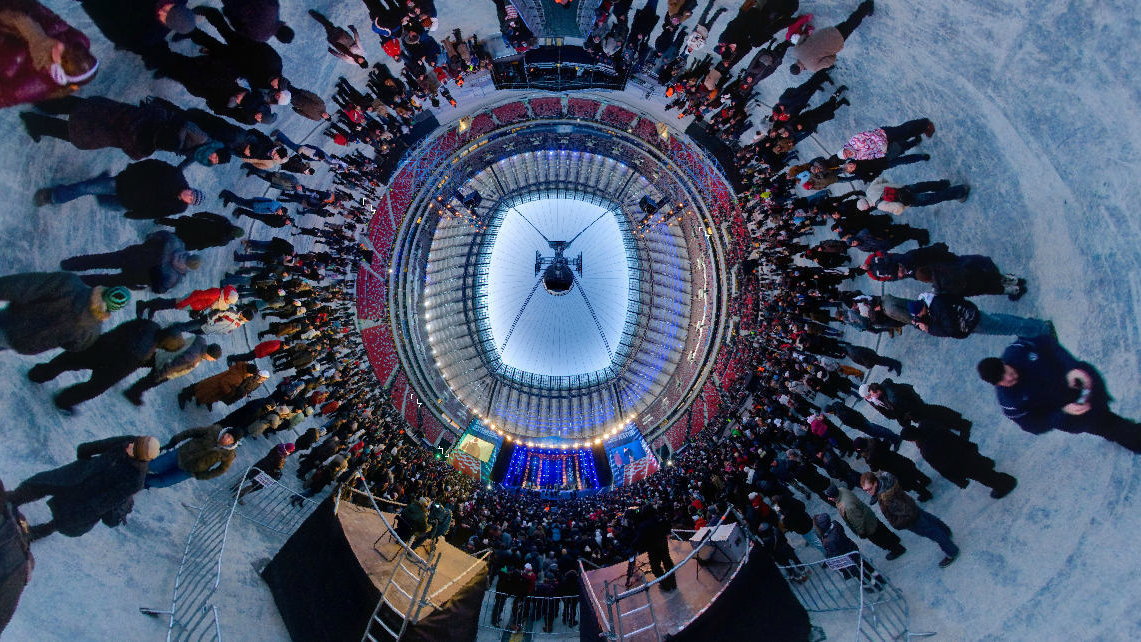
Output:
[
  {"xmin": 858, "ymin": 383, "xmax": 872, "ymax": 398},
  {"xmin": 102, "ymin": 286, "xmax": 131, "ymax": 311},
  {"xmin": 221, "ymin": 285, "xmax": 239, "ymax": 305},
  {"xmin": 184, "ymin": 254, "xmax": 203, "ymax": 270},
  {"xmin": 856, "ymin": 198, "xmax": 872, "ymax": 211},
  {"xmin": 748, "ymin": 492, "xmax": 758, "ymax": 500},
  {"xmin": 187, "ymin": 188, "xmax": 205, "ymax": 206},
  {"xmin": 164, "ymin": 4, "xmax": 197, "ymax": 34},
  {"xmin": 133, "ymin": 436, "xmax": 160, "ymax": 461},
  {"xmin": 257, "ymin": 370, "xmax": 271, "ymax": 379},
  {"xmin": 906, "ymin": 300, "xmax": 926, "ymax": 316},
  {"xmin": 274, "ymin": 90, "xmax": 292, "ymax": 105},
  {"xmin": 813, "ymin": 513, "xmax": 832, "ymax": 532},
  {"xmin": 824, "ymin": 484, "xmax": 840, "ymax": 500}
]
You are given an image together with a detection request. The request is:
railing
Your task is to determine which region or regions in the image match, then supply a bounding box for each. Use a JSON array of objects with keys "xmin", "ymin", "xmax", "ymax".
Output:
[
  {"xmin": 479, "ymin": 590, "xmax": 580, "ymax": 639},
  {"xmin": 727, "ymin": 507, "xmax": 932, "ymax": 642},
  {"xmin": 140, "ymin": 466, "xmax": 320, "ymax": 641}
]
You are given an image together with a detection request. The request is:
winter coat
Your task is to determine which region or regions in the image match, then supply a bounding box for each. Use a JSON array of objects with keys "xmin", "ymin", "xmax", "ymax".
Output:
[
  {"xmin": 151, "ymin": 335, "xmax": 210, "ymax": 381},
  {"xmin": 0, "ymin": 1, "xmax": 93, "ymax": 107},
  {"xmin": 0, "ymin": 271, "xmax": 106, "ymax": 354},
  {"xmin": 251, "ymin": 446, "xmax": 288, "ymax": 479},
  {"xmin": 64, "ymin": 318, "xmax": 180, "ymax": 370},
  {"xmin": 219, "ymin": 397, "xmax": 274, "ymax": 432},
  {"xmin": 78, "ymin": 0, "xmax": 175, "ymax": 55},
  {"xmin": 199, "ymin": 309, "xmax": 247, "ymax": 335},
  {"xmin": 136, "ymin": 231, "xmax": 193, "ymax": 293},
  {"xmin": 861, "ymin": 178, "xmax": 907, "ymax": 215},
  {"xmin": 190, "ymin": 362, "xmax": 251, "ymax": 405},
  {"xmin": 832, "ymin": 487, "xmax": 880, "ymax": 538},
  {"xmin": 21, "ymin": 436, "xmax": 146, "ymax": 537},
  {"xmin": 995, "ymin": 334, "xmax": 1092, "ymax": 435},
  {"xmin": 792, "ymin": 26, "xmax": 843, "ymax": 72},
  {"xmin": 870, "ymin": 472, "xmax": 919, "ymax": 530},
  {"xmin": 176, "ymin": 287, "xmax": 233, "ymax": 312},
  {"xmin": 65, "ymin": 97, "xmax": 204, "ymax": 160},
  {"xmin": 290, "ymin": 87, "xmax": 327, "ymax": 121},
  {"xmin": 226, "ymin": 371, "xmax": 266, "ymax": 403},
  {"xmin": 114, "ymin": 160, "xmax": 190, "ymax": 219},
  {"xmin": 921, "ymin": 255, "xmax": 1003, "ymax": 297},
  {"xmin": 252, "ymin": 340, "xmax": 282, "ymax": 358},
  {"xmin": 168, "ymin": 425, "xmax": 237, "ymax": 480},
  {"xmin": 399, "ymin": 500, "xmax": 428, "ymax": 532},
  {"xmin": 922, "ymin": 295, "xmax": 980, "ymax": 339},
  {"xmin": 222, "ymin": 0, "xmax": 283, "ymax": 43},
  {"xmin": 295, "ymin": 427, "xmax": 322, "ymax": 452},
  {"xmin": 161, "ymin": 211, "xmax": 243, "ymax": 251},
  {"xmin": 816, "ymin": 518, "xmax": 859, "ymax": 558},
  {"xmin": 841, "ymin": 128, "xmax": 889, "ymax": 160}
]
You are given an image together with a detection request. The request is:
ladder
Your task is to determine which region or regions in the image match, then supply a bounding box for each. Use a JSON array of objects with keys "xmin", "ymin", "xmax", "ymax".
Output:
[
  {"xmin": 608, "ymin": 579, "xmax": 663, "ymax": 641},
  {"xmin": 361, "ymin": 547, "xmax": 440, "ymax": 642}
]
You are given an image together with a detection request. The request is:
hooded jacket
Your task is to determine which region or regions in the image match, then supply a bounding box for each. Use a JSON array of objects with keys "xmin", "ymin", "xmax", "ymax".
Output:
[
  {"xmin": 168, "ymin": 425, "xmax": 237, "ymax": 479},
  {"xmin": 870, "ymin": 472, "xmax": 919, "ymax": 529},
  {"xmin": 0, "ymin": 272, "xmax": 106, "ymax": 354}
]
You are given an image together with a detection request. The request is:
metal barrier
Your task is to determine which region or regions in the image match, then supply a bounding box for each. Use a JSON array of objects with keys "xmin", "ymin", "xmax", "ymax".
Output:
[
  {"xmin": 599, "ymin": 507, "xmax": 739, "ymax": 641},
  {"xmin": 479, "ymin": 590, "xmax": 580, "ymax": 639},
  {"xmin": 140, "ymin": 466, "xmax": 320, "ymax": 641},
  {"xmin": 727, "ymin": 507, "xmax": 933, "ymax": 642}
]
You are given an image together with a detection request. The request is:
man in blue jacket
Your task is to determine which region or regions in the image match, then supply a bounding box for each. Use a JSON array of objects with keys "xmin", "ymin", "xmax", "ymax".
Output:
[{"xmin": 976, "ymin": 334, "xmax": 1139, "ymax": 452}]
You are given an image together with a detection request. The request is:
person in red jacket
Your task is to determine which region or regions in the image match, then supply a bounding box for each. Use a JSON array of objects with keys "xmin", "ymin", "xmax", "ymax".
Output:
[
  {"xmin": 0, "ymin": 0, "xmax": 99, "ymax": 108},
  {"xmin": 225, "ymin": 339, "xmax": 283, "ymax": 364},
  {"xmin": 136, "ymin": 284, "xmax": 238, "ymax": 318}
]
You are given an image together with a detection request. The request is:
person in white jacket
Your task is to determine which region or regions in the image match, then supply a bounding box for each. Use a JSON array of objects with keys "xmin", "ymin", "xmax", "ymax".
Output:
[{"xmin": 856, "ymin": 177, "xmax": 970, "ymax": 215}]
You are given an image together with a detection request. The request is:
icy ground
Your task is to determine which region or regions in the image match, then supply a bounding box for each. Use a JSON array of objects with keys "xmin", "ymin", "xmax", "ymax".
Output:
[{"xmin": 0, "ymin": 0, "xmax": 1139, "ymax": 640}]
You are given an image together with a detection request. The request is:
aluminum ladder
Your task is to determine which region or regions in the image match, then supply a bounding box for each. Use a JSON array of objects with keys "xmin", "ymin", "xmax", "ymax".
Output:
[
  {"xmin": 361, "ymin": 546, "xmax": 440, "ymax": 642},
  {"xmin": 608, "ymin": 579, "xmax": 663, "ymax": 641}
]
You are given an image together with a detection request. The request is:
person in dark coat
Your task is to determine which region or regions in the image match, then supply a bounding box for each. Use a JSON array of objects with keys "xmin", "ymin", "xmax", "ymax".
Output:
[
  {"xmin": 906, "ymin": 295, "xmax": 1051, "ymax": 339},
  {"xmin": 190, "ymin": 9, "xmax": 286, "ymax": 90},
  {"xmin": 217, "ymin": 397, "xmax": 277, "ymax": 439},
  {"xmin": 235, "ymin": 442, "xmax": 294, "ymax": 499},
  {"xmin": 977, "ymin": 335, "xmax": 1140, "ymax": 452},
  {"xmin": 123, "ymin": 335, "xmax": 221, "ymax": 405},
  {"xmin": 27, "ymin": 319, "xmax": 183, "ymax": 411},
  {"xmin": 5, "ymin": 435, "xmax": 160, "ymax": 540},
  {"xmin": 217, "ymin": 0, "xmax": 293, "ymax": 43},
  {"xmin": 20, "ymin": 95, "xmax": 227, "ymax": 165},
  {"xmin": 860, "ymin": 379, "xmax": 973, "ymax": 435},
  {"xmin": 853, "ymin": 437, "xmax": 932, "ymax": 501},
  {"xmin": 860, "ymin": 471, "xmax": 958, "ymax": 567},
  {"xmin": 152, "ymin": 52, "xmax": 270, "ymax": 125},
  {"xmin": 812, "ymin": 513, "xmax": 885, "ymax": 591},
  {"xmin": 296, "ymin": 435, "xmax": 341, "ymax": 478},
  {"xmin": 59, "ymin": 230, "xmax": 201, "ymax": 293},
  {"xmin": 900, "ymin": 421, "xmax": 1017, "ymax": 498},
  {"xmin": 35, "ymin": 159, "xmax": 202, "ymax": 219},
  {"xmin": 157, "ymin": 211, "xmax": 245, "ymax": 250},
  {"xmin": 0, "ymin": 272, "xmax": 128, "ymax": 354},
  {"xmin": 630, "ymin": 503, "xmax": 676, "ymax": 591},
  {"xmin": 77, "ymin": 0, "xmax": 196, "ymax": 66},
  {"xmin": 294, "ymin": 426, "xmax": 325, "ymax": 453}
]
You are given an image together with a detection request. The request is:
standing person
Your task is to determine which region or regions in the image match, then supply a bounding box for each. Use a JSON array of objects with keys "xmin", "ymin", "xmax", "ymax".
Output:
[
  {"xmin": 122, "ymin": 335, "xmax": 222, "ymax": 405},
  {"xmin": 977, "ymin": 335, "xmax": 1140, "ymax": 452},
  {"xmin": 860, "ymin": 471, "xmax": 959, "ymax": 567},
  {"xmin": 27, "ymin": 318, "xmax": 184, "ymax": 412},
  {"xmin": 812, "ymin": 514, "xmax": 886, "ymax": 592},
  {"xmin": 631, "ymin": 503, "xmax": 676, "ymax": 591},
  {"xmin": 856, "ymin": 178, "xmax": 970, "ymax": 215},
  {"xmin": 825, "ymin": 402, "xmax": 902, "ymax": 448},
  {"xmin": 5, "ymin": 435, "xmax": 160, "ymax": 540},
  {"xmin": 853, "ymin": 437, "xmax": 933, "ymax": 501},
  {"xmin": 395, "ymin": 496, "xmax": 429, "ymax": 542},
  {"xmin": 216, "ymin": 0, "xmax": 293, "ymax": 44},
  {"xmin": 823, "ymin": 484, "xmax": 906, "ymax": 559},
  {"xmin": 235, "ymin": 442, "xmax": 295, "ymax": 500},
  {"xmin": 34, "ymin": 159, "xmax": 203, "ymax": 219},
  {"xmin": 76, "ymin": 0, "xmax": 196, "ymax": 65},
  {"xmin": 839, "ymin": 118, "xmax": 935, "ymax": 161},
  {"xmin": 900, "ymin": 421, "xmax": 1018, "ymax": 498},
  {"xmin": 905, "ymin": 295, "xmax": 1052, "ymax": 339},
  {"xmin": 0, "ymin": 272, "xmax": 128, "ymax": 355},
  {"xmin": 219, "ymin": 189, "xmax": 293, "ymax": 228},
  {"xmin": 59, "ymin": 231, "xmax": 201, "ymax": 293},
  {"xmin": 136, "ymin": 285, "xmax": 238, "ymax": 319},
  {"xmin": 860, "ymin": 379, "xmax": 973, "ymax": 434},
  {"xmin": 0, "ymin": 0, "xmax": 100, "ymax": 108},
  {"xmin": 309, "ymin": 10, "xmax": 367, "ymax": 67},
  {"xmin": 156, "ymin": 211, "xmax": 245, "ymax": 251},
  {"xmin": 145, "ymin": 425, "xmax": 239, "ymax": 488},
  {"xmin": 225, "ymin": 339, "xmax": 282, "ymax": 364},
  {"xmin": 840, "ymin": 342, "xmax": 902, "ymax": 375},
  {"xmin": 178, "ymin": 361, "xmax": 265, "ymax": 410},
  {"xmin": 788, "ymin": 0, "xmax": 874, "ymax": 74}
]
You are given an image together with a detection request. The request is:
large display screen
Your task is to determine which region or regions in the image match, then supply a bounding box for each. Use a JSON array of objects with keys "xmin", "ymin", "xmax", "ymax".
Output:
[
  {"xmin": 605, "ymin": 425, "xmax": 660, "ymax": 487},
  {"xmin": 445, "ymin": 419, "xmax": 503, "ymax": 481}
]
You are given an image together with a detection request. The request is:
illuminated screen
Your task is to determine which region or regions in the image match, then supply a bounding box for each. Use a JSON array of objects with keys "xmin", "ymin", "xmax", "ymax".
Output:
[
  {"xmin": 445, "ymin": 420, "xmax": 502, "ymax": 481},
  {"xmin": 604, "ymin": 425, "xmax": 659, "ymax": 487}
]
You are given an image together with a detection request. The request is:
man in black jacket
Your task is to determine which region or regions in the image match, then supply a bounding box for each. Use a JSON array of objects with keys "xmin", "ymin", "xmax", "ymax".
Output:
[
  {"xmin": 900, "ymin": 421, "xmax": 1017, "ymax": 499},
  {"xmin": 5, "ymin": 435, "xmax": 160, "ymax": 540},
  {"xmin": 35, "ymin": 160, "xmax": 203, "ymax": 219},
  {"xmin": 59, "ymin": 231, "xmax": 202, "ymax": 293},
  {"xmin": 631, "ymin": 503, "xmax": 676, "ymax": 591},
  {"xmin": 27, "ymin": 319, "xmax": 184, "ymax": 411},
  {"xmin": 157, "ymin": 211, "xmax": 245, "ymax": 250}
]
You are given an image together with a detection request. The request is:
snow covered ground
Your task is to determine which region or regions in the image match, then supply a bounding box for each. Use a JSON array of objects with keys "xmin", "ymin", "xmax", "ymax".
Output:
[{"xmin": 0, "ymin": 0, "xmax": 1138, "ymax": 640}]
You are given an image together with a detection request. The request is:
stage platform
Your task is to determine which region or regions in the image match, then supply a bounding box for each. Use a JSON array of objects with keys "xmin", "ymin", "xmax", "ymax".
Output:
[
  {"xmin": 580, "ymin": 532, "xmax": 810, "ymax": 641},
  {"xmin": 263, "ymin": 497, "xmax": 488, "ymax": 642}
]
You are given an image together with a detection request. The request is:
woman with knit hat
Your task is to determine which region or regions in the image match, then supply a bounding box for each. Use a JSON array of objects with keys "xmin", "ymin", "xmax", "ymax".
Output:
[
  {"xmin": 5, "ymin": 435, "xmax": 160, "ymax": 540},
  {"xmin": 0, "ymin": 271, "xmax": 128, "ymax": 354}
]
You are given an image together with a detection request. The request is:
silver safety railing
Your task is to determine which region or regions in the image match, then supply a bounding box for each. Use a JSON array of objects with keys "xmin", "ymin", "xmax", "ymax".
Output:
[
  {"xmin": 479, "ymin": 590, "xmax": 580, "ymax": 639},
  {"xmin": 140, "ymin": 466, "xmax": 320, "ymax": 641}
]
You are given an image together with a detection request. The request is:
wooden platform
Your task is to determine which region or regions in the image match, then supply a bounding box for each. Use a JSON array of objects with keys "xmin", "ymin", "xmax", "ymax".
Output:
[
  {"xmin": 581, "ymin": 538, "xmax": 751, "ymax": 639},
  {"xmin": 337, "ymin": 502, "xmax": 486, "ymax": 615}
]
